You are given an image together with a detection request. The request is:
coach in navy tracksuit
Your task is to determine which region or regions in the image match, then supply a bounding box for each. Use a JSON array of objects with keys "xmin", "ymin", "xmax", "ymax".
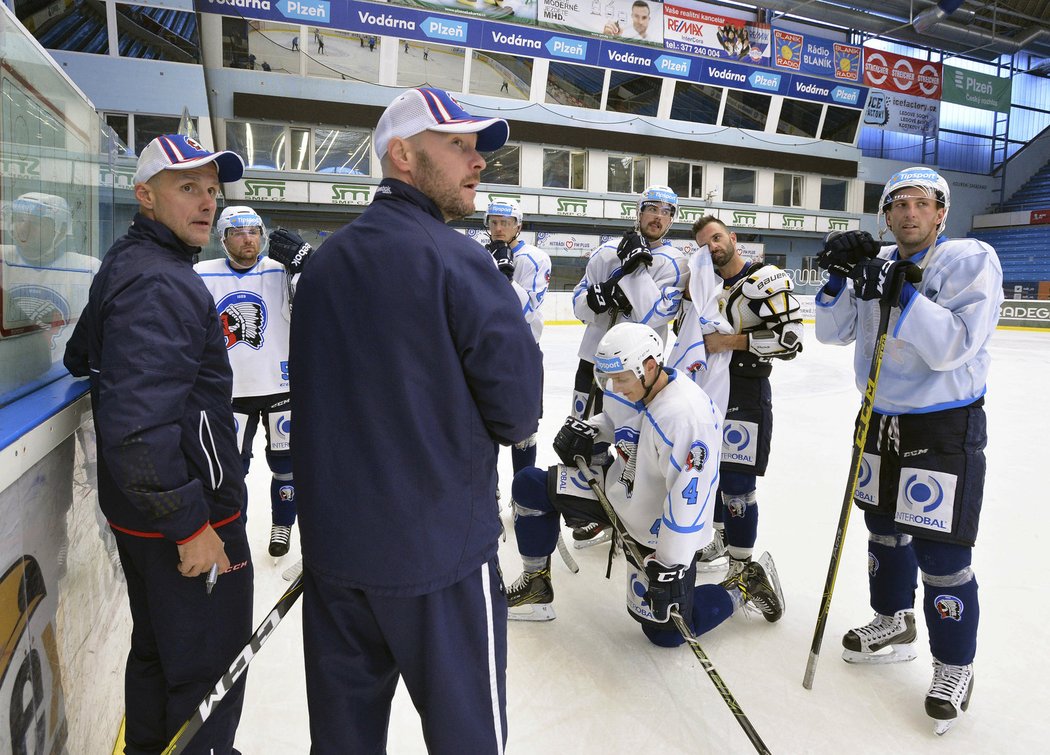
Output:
[
  {"xmin": 291, "ymin": 88, "xmax": 542, "ymax": 753},
  {"xmin": 64, "ymin": 135, "xmax": 253, "ymax": 755}
]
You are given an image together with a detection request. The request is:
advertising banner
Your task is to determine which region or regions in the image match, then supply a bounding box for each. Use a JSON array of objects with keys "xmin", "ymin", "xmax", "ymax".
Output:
[
  {"xmin": 863, "ymin": 89, "xmax": 940, "ymax": 136},
  {"xmin": 535, "ymin": 232, "xmax": 604, "ymax": 257},
  {"xmin": 771, "ymin": 28, "xmax": 860, "ymax": 82},
  {"xmin": 538, "ymin": 0, "xmax": 665, "ymax": 45},
  {"xmin": 662, "ymin": 3, "xmax": 769, "ymax": 65},
  {"xmin": 941, "ymin": 65, "xmax": 1012, "ymax": 113},
  {"xmin": 864, "ymin": 48, "xmax": 942, "ymax": 99}
]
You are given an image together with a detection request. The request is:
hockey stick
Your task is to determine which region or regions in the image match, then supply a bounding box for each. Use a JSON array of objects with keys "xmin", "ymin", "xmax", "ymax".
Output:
[
  {"xmin": 573, "ymin": 458, "xmax": 772, "ymax": 755},
  {"xmin": 802, "ymin": 263, "xmax": 922, "ymax": 690},
  {"xmin": 161, "ymin": 574, "xmax": 305, "ymax": 754}
]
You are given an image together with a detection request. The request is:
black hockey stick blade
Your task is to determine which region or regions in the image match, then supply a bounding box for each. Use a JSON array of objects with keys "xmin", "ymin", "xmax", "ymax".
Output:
[
  {"xmin": 162, "ymin": 573, "xmax": 305, "ymax": 754},
  {"xmin": 572, "ymin": 458, "xmax": 772, "ymax": 755}
]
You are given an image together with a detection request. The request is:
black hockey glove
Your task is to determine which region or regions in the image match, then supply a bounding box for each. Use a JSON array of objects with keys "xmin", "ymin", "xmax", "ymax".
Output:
[
  {"xmin": 553, "ymin": 417, "xmax": 599, "ymax": 467},
  {"xmin": 268, "ymin": 228, "xmax": 313, "ymax": 275},
  {"xmin": 616, "ymin": 231, "xmax": 653, "ymax": 276},
  {"xmin": 643, "ymin": 555, "xmax": 689, "ymax": 623},
  {"xmin": 586, "ymin": 280, "xmax": 632, "ymax": 316},
  {"xmin": 851, "ymin": 259, "xmax": 919, "ymax": 304},
  {"xmin": 486, "ymin": 240, "xmax": 515, "ymax": 280},
  {"xmin": 816, "ymin": 230, "xmax": 881, "ymax": 277}
]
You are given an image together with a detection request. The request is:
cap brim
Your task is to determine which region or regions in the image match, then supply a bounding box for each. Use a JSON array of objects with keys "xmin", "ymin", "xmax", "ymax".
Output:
[
  {"xmin": 166, "ymin": 150, "xmax": 245, "ymax": 183},
  {"xmin": 429, "ymin": 118, "xmax": 509, "ymax": 153}
]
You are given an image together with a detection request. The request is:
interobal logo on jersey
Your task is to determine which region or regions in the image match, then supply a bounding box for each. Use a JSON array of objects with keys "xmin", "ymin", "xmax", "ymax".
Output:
[
  {"xmin": 216, "ymin": 291, "xmax": 267, "ymax": 350},
  {"xmin": 8, "ymin": 284, "xmax": 70, "ymax": 346},
  {"xmin": 894, "ymin": 468, "xmax": 956, "ymax": 534},
  {"xmin": 268, "ymin": 412, "xmax": 291, "ymax": 452},
  {"xmin": 721, "ymin": 420, "xmax": 757, "ymax": 466},
  {"xmin": 855, "ymin": 454, "xmax": 879, "ymax": 505},
  {"xmin": 613, "ymin": 426, "xmax": 640, "ymax": 497}
]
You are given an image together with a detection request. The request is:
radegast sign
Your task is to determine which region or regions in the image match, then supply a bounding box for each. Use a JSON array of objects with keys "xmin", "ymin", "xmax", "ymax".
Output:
[{"xmin": 942, "ymin": 65, "xmax": 1012, "ymax": 113}]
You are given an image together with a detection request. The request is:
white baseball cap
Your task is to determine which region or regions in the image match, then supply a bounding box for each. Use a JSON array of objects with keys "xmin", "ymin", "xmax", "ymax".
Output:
[
  {"xmin": 374, "ymin": 88, "xmax": 509, "ymax": 159},
  {"xmin": 134, "ymin": 134, "xmax": 245, "ymax": 185}
]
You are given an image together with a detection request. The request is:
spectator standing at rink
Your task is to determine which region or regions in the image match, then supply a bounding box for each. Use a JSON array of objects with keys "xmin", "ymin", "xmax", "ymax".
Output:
[
  {"xmin": 423, "ymin": 46, "xmax": 430, "ymax": 60},
  {"xmin": 368, "ymin": 36, "xmax": 376, "ymax": 52},
  {"xmin": 291, "ymin": 35, "xmax": 298, "ymax": 51},
  {"xmin": 505, "ymin": 322, "xmax": 784, "ymax": 635},
  {"xmin": 63, "ymin": 134, "xmax": 253, "ymax": 754},
  {"xmin": 316, "ymin": 35, "xmax": 324, "ymax": 55},
  {"xmin": 484, "ymin": 198, "xmax": 551, "ymax": 478},
  {"xmin": 690, "ymin": 216, "xmax": 803, "ymax": 581},
  {"xmin": 568, "ymin": 185, "xmax": 687, "ymax": 545},
  {"xmin": 404, "ymin": 40, "xmax": 410, "ymax": 54},
  {"xmin": 290, "ymin": 88, "xmax": 542, "ymax": 753},
  {"xmin": 194, "ymin": 206, "xmax": 312, "ymax": 558},
  {"xmin": 814, "ymin": 167, "xmax": 1002, "ymax": 734}
]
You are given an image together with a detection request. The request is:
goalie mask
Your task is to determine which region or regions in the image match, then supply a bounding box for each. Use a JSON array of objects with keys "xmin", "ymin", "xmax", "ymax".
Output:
[
  {"xmin": 593, "ymin": 322, "xmax": 664, "ymax": 401},
  {"xmin": 217, "ymin": 205, "xmax": 267, "ymax": 260},
  {"xmin": 879, "ymin": 167, "xmax": 950, "ymax": 236}
]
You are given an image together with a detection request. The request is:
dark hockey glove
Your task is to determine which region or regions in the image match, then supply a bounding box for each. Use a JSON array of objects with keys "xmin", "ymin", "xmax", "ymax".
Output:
[
  {"xmin": 615, "ymin": 231, "xmax": 653, "ymax": 276},
  {"xmin": 850, "ymin": 259, "xmax": 919, "ymax": 305},
  {"xmin": 816, "ymin": 230, "xmax": 881, "ymax": 277},
  {"xmin": 643, "ymin": 555, "xmax": 689, "ymax": 623},
  {"xmin": 486, "ymin": 240, "xmax": 515, "ymax": 280},
  {"xmin": 268, "ymin": 228, "xmax": 313, "ymax": 275},
  {"xmin": 553, "ymin": 417, "xmax": 599, "ymax": 467}
]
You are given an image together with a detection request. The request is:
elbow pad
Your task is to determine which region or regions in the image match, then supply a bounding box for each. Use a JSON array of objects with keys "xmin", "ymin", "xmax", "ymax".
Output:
[{"xmin": 748, "ymin": 320, "xmax": 803, "ymax": 359}]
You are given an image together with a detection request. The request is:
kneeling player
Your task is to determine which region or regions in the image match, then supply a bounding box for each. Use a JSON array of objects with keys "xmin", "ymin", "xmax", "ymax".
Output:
[{"xmin": 506, "ymin": 323, "xmax": 784, "ymax": 643}]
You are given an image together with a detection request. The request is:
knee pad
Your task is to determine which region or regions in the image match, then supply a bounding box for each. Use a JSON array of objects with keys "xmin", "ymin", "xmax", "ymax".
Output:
[
  {"xmin": 641, "ymin": 623, "xmax": 685, "ymax": 648},
  {"xmin": 719, "ymin": 470, "xmax": 756, "ymax": 496},
  {"xmin": 510, "ymin": 467, "xmax": 553, "ymax": 515},
  {"xmin": 267, "ymin": 453, "xmax": 293, "ymax": 476},
  {"xmin": 915, "ymin": 539, "xmax": 972, "ymax": 580}
]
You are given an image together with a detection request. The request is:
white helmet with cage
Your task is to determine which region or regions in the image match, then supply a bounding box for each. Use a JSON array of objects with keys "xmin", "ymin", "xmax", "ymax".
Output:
[
  {"xmin": 485, "ymin": 199, "xmax": 523, "ymax": 226},
  {"xmin": 593, "ymin": 322, "xmax": 664, "ymax": 395},
  {"xmin": 879, "ymin": 167, "xmax": 951, "ymax": 235},
  {"xmin": 216, "ymin": 205, "xmax": 267, "ymax": 255},
  {"xmin": 11, "ymin": 192, "xmax": 71, "ymax": 248}
]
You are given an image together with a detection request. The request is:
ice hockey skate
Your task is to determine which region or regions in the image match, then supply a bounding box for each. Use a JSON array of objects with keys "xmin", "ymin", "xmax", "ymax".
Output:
[
  {"xmin": 571, "ymin": 521, "xmax": 612, "ymax": 549},
  {"xmin": 694, "ymin": 527, "xmax": 728, "ymax": 572},
  {"xmin": 841, "ymin": 609, "xmax": 918, "ymax": 664},
  {"xmin": 721, "ymin": 551, "xmax": 784, "ymax": 622},
  {"xmin": 268, "ymin": 524, "xmax": 292, "ymax": 558},
  {"xmin": 926, "ymin": 660, "xmax": 974, "ymax": 735},
  {"xmin": 507, "ymin": 558, "xmax": 556, "ymax": 621}
]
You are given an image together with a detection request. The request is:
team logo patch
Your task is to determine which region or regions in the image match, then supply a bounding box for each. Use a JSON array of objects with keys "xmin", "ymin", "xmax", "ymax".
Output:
[
  {"xmin": 934, "ymin": 594, "xmax": 964, "ymax": 621},
  {"xmin": 894, "ymin": 467, "xmax": 957, "ymax": 534},
  {"xmin": 721, "ymin": 420, "xmax": 757, "ymax": 466},
  {"xmin": 855, "ymin": 454, "xmax": 880, "ymax": 506},
  {"xmin": 8, "ymin": 284, "xmax": 71, "ymax": 345},
  {"xmin": 614, "ymin": 427, "xmax": 640, "ymax": 497},
  {"xmin": 867, "ymin": 551, "xmax": 879, "ymax": 577},
  {"xmin": 687, "ymin": 441, "xmax": 709, "ymax": 472},
  {"xmin": 216, "ymin": 290, "xmax": 267, "ymax": 350},
  {"xmin": 279, "ymin": 485, "xmax": 295, "ymax": 501}
]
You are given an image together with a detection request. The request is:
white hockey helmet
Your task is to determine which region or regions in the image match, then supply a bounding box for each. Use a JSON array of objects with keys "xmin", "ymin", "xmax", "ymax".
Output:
[
  {"xmin": 593, "ymin": 322, "xmax": 664, "ymax": 396},
  {"xmin": 485, "ymin": 198, "xmax": 523, "ymax": 226},
  {"xmin": 216, "ymin": 205, "xmax": 266, "ymax": 255},
  {"xmin": 637, "ymin": 185, "xmax": 678, "ymax": 218},
  {"xmin": 11, "ymin": 192, "xmax": 71, "ymax": 247},
  {"xmin": 879, "ymin": 167, "xmax": 950, "ymax": 234}
]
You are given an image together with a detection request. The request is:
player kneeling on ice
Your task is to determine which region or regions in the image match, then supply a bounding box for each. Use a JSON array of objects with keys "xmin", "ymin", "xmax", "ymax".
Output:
[{"xmin": 507, "ymin": 323, "xmax": 784, "ymax": 642}]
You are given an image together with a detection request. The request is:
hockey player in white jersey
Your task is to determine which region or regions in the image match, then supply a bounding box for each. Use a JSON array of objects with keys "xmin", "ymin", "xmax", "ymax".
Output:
[
  {"xmin": 688, "ymin": 216, "xmax": 803, "ymax": 580},
  {"xmin": 195, "ymin": 206, "xmax": 311, "ymax": 557},
  {"xmin": 506, "ymin": 323, "xmax": 784, "ymax": 644},
  {"xmin": 814, "ymin": 167, "xmax": 1002, "ymax": 734},
  {"xmin": 2, "ymin": 192, "xmax": 98, "ymax": 368},
  {"xmin": 569, "ymin": 186, "xmax": 687, "ymax": 546},
  {"xmin": 485, "ymin": 199, "xmax": 551, "ymax": 476}
]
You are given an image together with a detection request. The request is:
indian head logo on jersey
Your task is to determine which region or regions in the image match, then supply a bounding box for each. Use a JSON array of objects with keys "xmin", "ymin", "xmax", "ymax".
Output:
[
  {"xmin": 2, "ymin": 284, "xmax": 70, "ymax": 344},
  {"xmin": 613, "ymin": 426, "xmax": 640, "ymax": 498},
  {"xmin": 216, "ymin": 291, "xmax": 267, "ymax": 350}
]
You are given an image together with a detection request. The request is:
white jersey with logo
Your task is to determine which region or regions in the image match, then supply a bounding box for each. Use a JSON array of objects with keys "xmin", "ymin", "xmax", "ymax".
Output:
[
  {"xmin": 194, "ymin": 256, "xmax": 291, "ymax": 398},
  {"xmin": 1, "ymin": 245, "xmax": 99, "ymax": 361},
  {"xmin": 572, "ymin": 238, "xmax": 686, "ymax": 361},
  {"xmin": 509, "ymin": 240, "xmax": 551, "ymax": 343},
  {"xmin": 583, "ymin": 370, "xmax": 722, "ymax": 566}
]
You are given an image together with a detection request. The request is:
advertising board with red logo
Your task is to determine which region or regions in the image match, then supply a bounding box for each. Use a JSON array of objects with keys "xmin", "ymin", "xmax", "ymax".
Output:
[{"xmin": 863, "ymin": 48, "xmax": 942, "ymax": 99}]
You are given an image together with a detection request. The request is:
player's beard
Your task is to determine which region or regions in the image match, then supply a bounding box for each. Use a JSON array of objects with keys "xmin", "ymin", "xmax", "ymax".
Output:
[{"xmin": 415, "ymin": 150, "xmax": 476, "ymax": 221}]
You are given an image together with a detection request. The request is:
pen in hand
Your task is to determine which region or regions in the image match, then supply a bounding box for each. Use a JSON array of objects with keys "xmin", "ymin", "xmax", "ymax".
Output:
[{"xmin": 205, "ymin": 563, "xmax": 219, "ymax": 595}]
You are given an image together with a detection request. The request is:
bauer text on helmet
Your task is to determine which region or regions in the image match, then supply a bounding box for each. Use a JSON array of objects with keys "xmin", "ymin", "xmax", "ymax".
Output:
[{"xmin": 374, "ymin": 88, "xmax": 509, "ymax": 159}]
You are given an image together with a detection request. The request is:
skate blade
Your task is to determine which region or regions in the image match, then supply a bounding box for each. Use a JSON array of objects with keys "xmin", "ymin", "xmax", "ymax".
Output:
[
  {"xmin": 756, "ymin": 551, "xmax": 786, "ymax": 620},
  {"xmin": 934, "ymin": 718, "xmax": 957, "ymax": 736},
  {"xmin": 572, "ymin": 531, "xmax": 612, "ymax": 550},
  {"xmin": 508, "ymin": 603, "xmax": 556, "ymax": 622},
  {"xmin": 695, "ymin": 556, "xmax": 729, "ymax": 573},
  {"xmin": 841, "ymin": 644, "xmax": 918, "ymax": 664}
]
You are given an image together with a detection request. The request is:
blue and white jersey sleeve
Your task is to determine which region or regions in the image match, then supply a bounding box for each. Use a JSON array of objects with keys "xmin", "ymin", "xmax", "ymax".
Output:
[
  {"xmin": 511, "ymin": 241, "xmax": 551, "ymax": 342},
  {"xmin": 572, "ymin": 244, "xmax": 621, "ymax": 360},
  {"xmin": 616, "ymin": 241, "xmax": 687, "ymax": 334}
]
